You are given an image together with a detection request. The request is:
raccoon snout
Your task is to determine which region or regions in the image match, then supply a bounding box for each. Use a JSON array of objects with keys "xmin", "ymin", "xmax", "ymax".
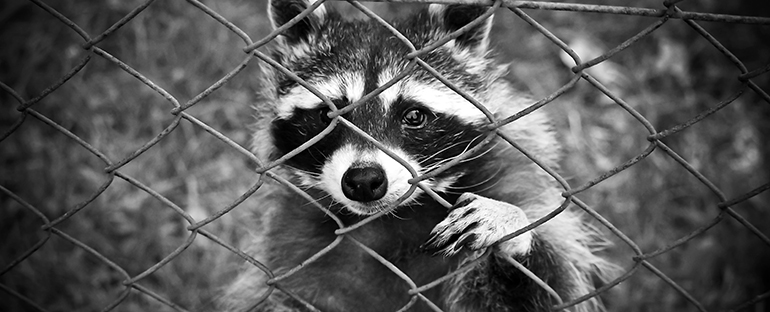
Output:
[{"xmin": 341, "ymin": 165, "xmax": 388, "ymax": 202}]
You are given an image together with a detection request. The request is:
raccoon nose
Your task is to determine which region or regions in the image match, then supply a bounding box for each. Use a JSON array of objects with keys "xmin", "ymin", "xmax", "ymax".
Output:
[{"xmin": 341, "ymin": 166, "xmax": 388, "ymax": 202}]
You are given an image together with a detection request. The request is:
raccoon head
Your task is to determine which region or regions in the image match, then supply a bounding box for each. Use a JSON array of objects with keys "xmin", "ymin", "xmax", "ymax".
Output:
[{"xmin": 260, "ymin": 0, "xmax": 504, "ymax": 215}]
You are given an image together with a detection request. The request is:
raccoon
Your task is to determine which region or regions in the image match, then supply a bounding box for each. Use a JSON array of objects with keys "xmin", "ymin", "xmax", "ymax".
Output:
[{"xmin": 222, "ymin": 1, "xmax": 614, "ymax": 311}]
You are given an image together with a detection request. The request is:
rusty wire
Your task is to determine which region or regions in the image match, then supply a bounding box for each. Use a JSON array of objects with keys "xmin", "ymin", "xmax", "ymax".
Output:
[{"xmin": 1, "ymin": 0, "xmax": 769, "ymax": 311}]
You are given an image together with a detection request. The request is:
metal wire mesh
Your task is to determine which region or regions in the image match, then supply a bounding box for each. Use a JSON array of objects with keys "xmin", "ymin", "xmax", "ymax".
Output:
[{"xmin": 1, "ymin": 0, "xmax": 769, "ymax": 311}]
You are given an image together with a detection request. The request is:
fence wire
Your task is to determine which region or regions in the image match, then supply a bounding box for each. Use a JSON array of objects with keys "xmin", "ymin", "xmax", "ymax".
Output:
[{"xmin": 1, "ymin": 0, "xmax": 769, "ymax": 311}]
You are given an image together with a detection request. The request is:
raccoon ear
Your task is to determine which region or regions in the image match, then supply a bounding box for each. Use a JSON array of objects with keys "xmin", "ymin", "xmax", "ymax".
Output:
[
  {"xmin": 428, "ymin": 4, "xmax": 493, "ymax": 55},
  {"xmin": 268, "ymin": 0, "xmax": 326, "ymax": 44}
]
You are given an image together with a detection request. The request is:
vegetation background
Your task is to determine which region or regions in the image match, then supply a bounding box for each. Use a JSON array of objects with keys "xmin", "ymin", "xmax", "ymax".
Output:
[{"xmin": 1, "ymin": 0, "xmax": 768, "ymax": 311}]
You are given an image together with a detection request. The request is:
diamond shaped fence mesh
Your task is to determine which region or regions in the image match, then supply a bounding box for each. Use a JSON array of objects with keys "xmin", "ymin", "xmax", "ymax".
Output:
[{"xmin": 1, "ymin": 0, "xmax": 769, "ymax": 311}]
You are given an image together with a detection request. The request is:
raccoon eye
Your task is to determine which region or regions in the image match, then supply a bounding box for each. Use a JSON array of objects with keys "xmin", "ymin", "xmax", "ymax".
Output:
[
  {"xmin": 402, "ymin": 108, "xmax": 428, "ymax": 129},
  {"xmin": 318, "ymin": 107, "xmax": 332, "ymax": 123}
]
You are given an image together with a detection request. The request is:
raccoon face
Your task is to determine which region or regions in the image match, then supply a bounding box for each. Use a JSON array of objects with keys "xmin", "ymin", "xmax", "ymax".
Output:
[{"xmin": 263, "ymin": 0, "xmax": 497, "ymax": 215}]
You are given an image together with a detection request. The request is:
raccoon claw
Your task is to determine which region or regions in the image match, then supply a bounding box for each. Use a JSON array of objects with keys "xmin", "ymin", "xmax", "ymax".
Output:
[
  {"xmin": 421, "ymin": 222, "xmax": 480, "ymax": 256},
  {"xmin": 422, "ymin": 193, "xmax": 533, "ymax": 257}
]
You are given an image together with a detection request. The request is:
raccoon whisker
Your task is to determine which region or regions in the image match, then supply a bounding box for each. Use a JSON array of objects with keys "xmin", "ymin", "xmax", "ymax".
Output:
[
  {"xmin": 298, "ymin": 187, "xmax": 329, "ymax": 203},
  {"xmin": 389, "ymin": 201, "xmax": 421, "ymax": 220},
  {"xmin": 299, "ymin": 193, "xmax": 333, "ymax": 209},
  {"xmin": 421, "ymin": 131, "xmax": 488, "ymax": 163},
  {"xmin": 452, "ymin": 176, "xmax": 503, "ymax": 195},
  {"xmin": 422, "ymin": 154, "xmax": 476, "ymax": 176},
  {"xmin": 308, "ymin": 151, "xmax": 330, "ymax": 168},
  {"xmin": 421, "ymin": 139, "xmax": 493, "ymax": 174},
  {"xmin": 456, "ymin": 133, "xmax": 493, "ymax": 158},
  {"xmin": 439, "ymin": 132, "xmax": 481, "ymax": 156},
  {"xmin": 422, "ymin": 164, "xmax": 462, "ymax": 181},
  {"xmin": 285, "ymin": 166, "xmax": 324, "ymax": 189},
  {"xmin": 386, "ymin": 208, "xmax": 408, "ymax": 220},
  {"xmin": 425, "ymin": 135, "xmax": 484, "ymax": 167},
  {"xmin": 432, "ymin": 133, "xmax": 491, "ymax": 169},
  {"xmin": 444, "ymin": 175, "xmax": 501, "ymax": 195},
  {"xmin": 458, "ymin": 142, "xmax": 499, "ymax": 164},
  {"xmin": 418, "ymin": 159, "xmax": 453, "ymax": 176},
  {"xmin": 445, "ymin": 162, "xmax": 504, "ymax": 193},
  {"xmin": 422, "ymin": 158, "xmax": 453, "ymax": 172},
  {"xmin": 283, "ymin": 164, "xmax": 321, "ymax": 177},
  {"xmin": 416, "ymin": 138, "xmax": 476, "ymax": 166}
]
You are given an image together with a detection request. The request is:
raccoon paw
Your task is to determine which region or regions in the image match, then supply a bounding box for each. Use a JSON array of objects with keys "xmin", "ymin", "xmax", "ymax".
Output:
[{"xmin": 421, "ymin": 193, "xmax": 533, "ymax": 257}]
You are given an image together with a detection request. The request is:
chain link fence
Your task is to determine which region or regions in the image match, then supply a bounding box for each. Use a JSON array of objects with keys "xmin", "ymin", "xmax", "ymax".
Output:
[{"xmin": 1, "ymin": 0, "xmax": 769, "ymax": 311}]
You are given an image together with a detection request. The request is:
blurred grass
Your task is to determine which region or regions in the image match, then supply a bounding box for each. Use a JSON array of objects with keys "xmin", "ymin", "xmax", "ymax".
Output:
[{"xmin": 1, "ymin": 0, "xmax": 769, "ymax": 311}]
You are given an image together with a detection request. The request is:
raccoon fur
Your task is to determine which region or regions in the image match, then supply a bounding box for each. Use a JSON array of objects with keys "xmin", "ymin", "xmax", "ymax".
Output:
[{"xmin": 221, "ymin": 1, "xmax": 615, "ymax": 311}]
